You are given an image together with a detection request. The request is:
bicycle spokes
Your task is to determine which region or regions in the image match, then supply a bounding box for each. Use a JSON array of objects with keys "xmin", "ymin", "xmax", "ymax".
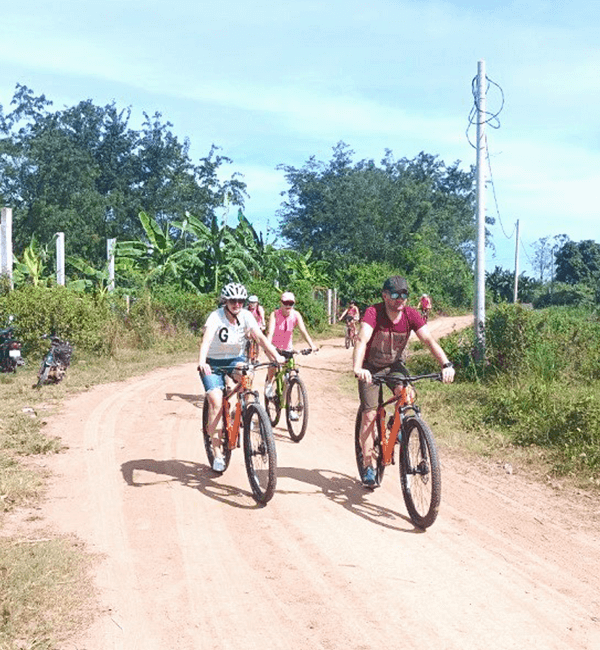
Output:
[
  {"xmin": 243, "ymin": 403, "xmax": 277, "ymax": 503},
  {"xmin": 400, "ymin": 419, "xmax": 441, "ymax": 529}
]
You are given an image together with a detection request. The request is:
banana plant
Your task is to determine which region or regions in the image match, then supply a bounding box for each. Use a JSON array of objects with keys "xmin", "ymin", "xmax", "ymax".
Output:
[{"xmin": 12, "ymin": 236, "xmax": 49, "ymax": 287}]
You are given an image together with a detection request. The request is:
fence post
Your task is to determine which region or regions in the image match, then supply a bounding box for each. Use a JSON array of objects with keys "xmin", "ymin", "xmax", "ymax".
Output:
[
  {"xmin": 0, "ymin": 207, "xmax": 14, "ymax": 289},
  {"xmin": 56, "ymin": 232, "xmax": 65, "ymax": 285},
  {"xmin": 107, "ymin": 238, "xmax": 116, "ymax": 291}
]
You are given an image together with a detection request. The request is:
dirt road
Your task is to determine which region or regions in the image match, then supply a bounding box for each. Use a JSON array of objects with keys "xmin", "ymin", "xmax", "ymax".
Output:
[{"xmin": 28, "ymin": 315, "xmax": 600, "ymax": 648}]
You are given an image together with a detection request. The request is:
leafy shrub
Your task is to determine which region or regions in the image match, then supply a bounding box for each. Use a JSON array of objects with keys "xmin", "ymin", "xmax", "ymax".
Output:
[
  {"xmin": 148, "ymin": 286, "xmax": 216, "ymax": 333},
  {"xmin": 533, "ymin": 282, "xmax": 596, "ymax": 308},
  {"xmin": 0, "ymin": 285, "xmax": 110, "ymax": 355}
]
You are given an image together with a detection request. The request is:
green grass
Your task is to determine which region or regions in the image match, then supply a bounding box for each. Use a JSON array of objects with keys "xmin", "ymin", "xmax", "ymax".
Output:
[{"xmin": 0, "ymin": 535, "xmax": 96, "ymax": 649}]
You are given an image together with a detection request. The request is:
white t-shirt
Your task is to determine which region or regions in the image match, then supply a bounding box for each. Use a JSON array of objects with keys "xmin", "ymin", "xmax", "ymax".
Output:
[{"xmin": 204, "ymin": 307, "xmax": 259, "ymax": 360}]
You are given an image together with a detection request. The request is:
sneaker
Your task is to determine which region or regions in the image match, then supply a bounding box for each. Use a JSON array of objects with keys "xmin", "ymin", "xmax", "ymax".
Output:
[
  {"xmin": 265, "ymin": 383, "xmax": 275, "ymax": 399},
  {"xmin": 362, "ymin": 466, "xmax": 376, "ymax": 487},
  {"xmin": 289, "ymin": 410, "xmax": 300, "ymax": 421},
  {"xmin": 212, "ymin": 456, "xmax": 226, "ymax": 472}
]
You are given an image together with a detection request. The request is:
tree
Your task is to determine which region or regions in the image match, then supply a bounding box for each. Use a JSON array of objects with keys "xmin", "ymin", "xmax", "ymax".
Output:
[
  {"xmin": 554, "ymin": 240, "xmax": 600, "ymax": 286},
  {"xmin": 277, "ymin": 143, "xmax": 477, "ymax": 307},
  {"xmin": 277, "ymin": 143, "xmax": 476, "ymax": 265},
  {"xmin": 0, "ymin": 84, "xmax": 247, "ymax": 266},
  {"xmin": 532, "ymin": 234, "xmax": 569, "ymax": 282}
]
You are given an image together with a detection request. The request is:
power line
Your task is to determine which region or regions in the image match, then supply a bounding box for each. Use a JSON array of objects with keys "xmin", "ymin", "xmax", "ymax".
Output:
[
  {"xmin": 485, "ymin": 137, "xmax": 515, "ymax": 240},
  {"xmin": 466, "ymin": 75, "xmax": 505, "ymax": 149}
]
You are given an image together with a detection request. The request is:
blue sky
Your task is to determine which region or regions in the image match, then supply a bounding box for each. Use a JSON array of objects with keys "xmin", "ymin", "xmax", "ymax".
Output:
[{"xmin": 2, "ymin": 0, "xmax": 599, "ymax": 278}]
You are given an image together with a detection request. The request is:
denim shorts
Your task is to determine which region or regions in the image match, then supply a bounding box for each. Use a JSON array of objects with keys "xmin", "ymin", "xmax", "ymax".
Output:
[{"xmin": 200, "ymin": 356, "xmax": 246, "ymax": 393}]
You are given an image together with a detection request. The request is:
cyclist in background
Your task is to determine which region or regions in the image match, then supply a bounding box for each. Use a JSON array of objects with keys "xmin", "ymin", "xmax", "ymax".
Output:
[
  {"xmin": 419, "ymin": 293, "xmax": 432, "ymax": 322},
  {"xmin": 353, "ymin": 276, "xmax": 455, "ymax": 487},
  {"xmin": 247, "ymin": 295, "xmax": 266, "ymax": 332},
  {"xmin": 198, "ymin": 283, "xmax": 284, "ymax": 471},
  {"xmin": 338, "ymin": 300, "xmax": 360, "ymax": 340},
  {"xmin": 265, "ymin": 291, "xmax": 318, "ymax": 398},
  {"xmin": 246, "ymin": 295, "xmax": 266, "ymax": 361}
]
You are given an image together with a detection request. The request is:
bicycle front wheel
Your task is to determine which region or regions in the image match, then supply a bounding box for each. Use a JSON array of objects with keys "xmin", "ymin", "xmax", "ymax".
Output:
[
  {"xmin": 243, "ymin": 403, "xmax": 277, "ymax": 503},
  {"xmin": 264, "ymin": 379, "xmax": 282, "ymax": 427},
  {"xmin": 285, "ymin": 376, "xmax": 309, "ymax": 442},
  {"xmin": 345, "ymin": 330, "xmax": 351, "ymax": 349},
  {"xmin": 354, "ymin": 408, "xmax": 385, "ymax": 486},
  {"xmin": 202, "ymin": 400, "xmax": 232, "ymax": 473},
  {"xmin": 399, "ymin": 416, "xmax": 441, "ymax": 529}
]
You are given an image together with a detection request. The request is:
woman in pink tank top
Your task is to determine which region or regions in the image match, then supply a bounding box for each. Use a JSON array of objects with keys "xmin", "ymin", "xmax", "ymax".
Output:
[{"xmin": 265, "ymin": 291, "xmax": 318, "ymax": 392}]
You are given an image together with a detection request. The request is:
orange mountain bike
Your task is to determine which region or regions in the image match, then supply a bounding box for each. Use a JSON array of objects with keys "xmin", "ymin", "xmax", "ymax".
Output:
[
  {"xmin": 202, "ymin": 362, "xmax": 277, "ymax": 503},
  {"xmin": 355, "ymin": 371, "xmax": 442, "ymax": 528}
]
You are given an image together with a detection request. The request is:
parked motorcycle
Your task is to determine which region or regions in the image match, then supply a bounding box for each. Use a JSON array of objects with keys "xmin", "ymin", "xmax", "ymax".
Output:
[
  {"xmin": 0, "ymin": 315, "xmax": 24, "ymax": 373},
  {"xmin": 36, "ymin": 335, "xmax": 73, "ymax": 388}
]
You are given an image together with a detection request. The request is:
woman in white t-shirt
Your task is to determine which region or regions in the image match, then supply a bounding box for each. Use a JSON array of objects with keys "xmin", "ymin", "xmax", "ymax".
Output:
[{"xmin": 197, "ymin": 283, "xmax": 283, "ymax": 471}]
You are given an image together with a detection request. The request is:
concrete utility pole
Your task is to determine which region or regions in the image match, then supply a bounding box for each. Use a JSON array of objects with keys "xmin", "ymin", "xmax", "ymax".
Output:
[
  {"xmin": 56, "ymin": 232, "xmax": 65, "ymax": 286},
  {"xmin": 0, "ymin": 207, "xmax": 14, "ymax": 289},
  {"xmin": 474, "ymin": 60, "xmax": 487, "ymax": 360},
  {"xmin": 513, "ymin": 220, "xmax": 520, "ymax": 303}
]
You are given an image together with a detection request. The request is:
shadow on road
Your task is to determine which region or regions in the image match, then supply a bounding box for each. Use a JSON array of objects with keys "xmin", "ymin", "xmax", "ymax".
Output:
[
  {"xmin": 165, "ymin": 392, "xmax": 203, "ymax": 408},
  {"xmin": 120, "ymin": 458, "xmax": 266, "ymax": 510},
  {"xmin": 276, "ymin": 466, "xmax": 424, "ymax": 534}
]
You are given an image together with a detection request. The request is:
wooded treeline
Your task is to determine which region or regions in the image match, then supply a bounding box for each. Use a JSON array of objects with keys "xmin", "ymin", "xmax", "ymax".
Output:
[
  {"xmin": 0, "ymin": 84, "xmax": 246, "ymax": 265},
  {"xmin": 2, "ymin": 85, "xmax": 599, "ymax": 310}
]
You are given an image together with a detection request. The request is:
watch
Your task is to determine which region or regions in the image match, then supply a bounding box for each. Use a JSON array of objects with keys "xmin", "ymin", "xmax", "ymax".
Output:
[{"xmin": 442, "ymin": 362, "xmax": 453, "ymax": 369}]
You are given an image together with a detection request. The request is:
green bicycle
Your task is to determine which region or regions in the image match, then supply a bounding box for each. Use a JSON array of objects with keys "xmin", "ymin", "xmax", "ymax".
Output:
[{"xmin": 264, "ymin": 349, "xmax": 313, "ymax": 442}]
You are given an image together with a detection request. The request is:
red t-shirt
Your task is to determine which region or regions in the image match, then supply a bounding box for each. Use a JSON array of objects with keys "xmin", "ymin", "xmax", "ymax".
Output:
[{"xmin": 361, "ymin": 303, "xmax": 425, "ymax": 370}]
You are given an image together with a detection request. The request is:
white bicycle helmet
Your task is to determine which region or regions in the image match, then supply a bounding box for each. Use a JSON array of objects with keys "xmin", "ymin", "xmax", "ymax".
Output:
[{"xmin": 221, "ymin": 282, "xmax": 248, "ymax": 301}]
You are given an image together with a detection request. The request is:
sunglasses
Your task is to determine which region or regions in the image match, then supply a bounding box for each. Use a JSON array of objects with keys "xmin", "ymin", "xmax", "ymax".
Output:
[
  {"xmin": 281, "ymin": 301, "xmax": 295, "ymax": 307},
  {"xmin": 227, "ymin": 298, "xmax": 245, "ymax": 304},
  {"xmin": 387, "ymin": 291, "xmax": 409, "ymax": 300}
]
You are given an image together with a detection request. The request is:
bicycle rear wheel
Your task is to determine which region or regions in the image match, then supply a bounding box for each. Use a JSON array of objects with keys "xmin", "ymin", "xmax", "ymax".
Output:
[
  {"xmin": 399, "ymin": 416, "xmax": 441, "ymax": 529},
  {"xmin": 354, "ymin": 408, "xmax": 385, "ymax": 486},
  {"xmin": 264, "ymin": 379, "xmax": 282, "ymax": 427},
  {"xmin": 243, "ymin": 403, "xmax": 277, "ymax": 503},
  {"xmin": 285, "ymin": 376, "xmax": 309, "ymax": 442},
  {"xmin": 202, "ymin": 399, "xmax": 232, "ymax": 473}
]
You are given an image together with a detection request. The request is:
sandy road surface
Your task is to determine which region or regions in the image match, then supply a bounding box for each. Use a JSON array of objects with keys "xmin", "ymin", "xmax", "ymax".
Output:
[{"xmin": 19, "ymin": 315, "xmax": 600, "ymax": 649}]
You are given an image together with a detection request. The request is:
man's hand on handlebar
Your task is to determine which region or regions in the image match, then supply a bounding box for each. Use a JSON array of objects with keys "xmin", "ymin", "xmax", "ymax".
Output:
[
  {"xmin": 441, "ymin": 365, "xmax": 455, "ymax": 383},
  {"xmin": 354, "ymin": 368, "xmax": 372, "ymax": 383}
]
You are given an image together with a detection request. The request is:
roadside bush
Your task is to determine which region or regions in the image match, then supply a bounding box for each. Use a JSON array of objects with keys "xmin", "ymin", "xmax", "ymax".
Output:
[
  {"xmin": 533, "ymin": 282, "xmax": 596, "ymax": 309},
  {"xmin": 148, "ymin": 286, "xmax": 216, "ymax": 333},
  {"xmin": 0, "ymin": 285, "xmax": 110, "ymax": 356}
]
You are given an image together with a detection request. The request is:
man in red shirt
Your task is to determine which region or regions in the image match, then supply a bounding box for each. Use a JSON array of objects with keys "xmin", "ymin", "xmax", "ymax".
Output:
[{"xmin": 353, "ymin": 276, "xmax": 455, "ymax": 487}]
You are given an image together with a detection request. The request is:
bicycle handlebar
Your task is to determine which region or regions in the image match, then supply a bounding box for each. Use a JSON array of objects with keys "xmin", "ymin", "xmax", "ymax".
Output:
[
  {"xmin": 371, "ymin": 372, "xmax": 441, "ymax": 385},
  {"xmin": 277, "ymin": 348, "xmax": 313, "ymax": 359}
]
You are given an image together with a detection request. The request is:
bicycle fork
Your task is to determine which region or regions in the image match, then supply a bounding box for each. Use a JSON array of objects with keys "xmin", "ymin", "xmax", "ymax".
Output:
[
  {"xmin": 379, "ymin": 406, "xmax": 402, "ymax": 466},
  {"xmin": 223, "ymin": 397, "xmax": 243, "ymax": 448}
]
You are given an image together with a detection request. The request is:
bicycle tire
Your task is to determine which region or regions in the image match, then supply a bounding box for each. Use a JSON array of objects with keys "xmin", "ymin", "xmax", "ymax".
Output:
[
  {"xmin": 354, "ymin": 408, "xmax": 385, "ymax": 486},
  {"xmin": 345, "ymin": 332, "xmax": 351, "ymax": 349},
  {"xmin": 202, "ymin": 399, "xmax": 232, "ymax": 473},
  {"xmin": 264, "ymin": 379, "xmax": 282, "ymax": 427},
  {"xmin": 243, "ymin": 402, "xmax": 277, "ymax": 503},
  {"xmin": 285, "ymin": 376, "xmax": 309, "ymax": 442},
  {"xmin": 399, "ymin": 416, "xmax": 441, "ymax": 529}
]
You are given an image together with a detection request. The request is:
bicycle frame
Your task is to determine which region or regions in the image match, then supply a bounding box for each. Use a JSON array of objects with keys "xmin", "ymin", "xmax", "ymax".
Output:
[
  {"xmin": 273, "ymin": 356, "xmax": 297, "ymax": 409},
  {"xmin": 376, "ymin": 386, "xmax": 420, "ymax": 466},
  {"xmin": 221, "ymin": 367, "xmax": 260, "ymax": 447}
]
